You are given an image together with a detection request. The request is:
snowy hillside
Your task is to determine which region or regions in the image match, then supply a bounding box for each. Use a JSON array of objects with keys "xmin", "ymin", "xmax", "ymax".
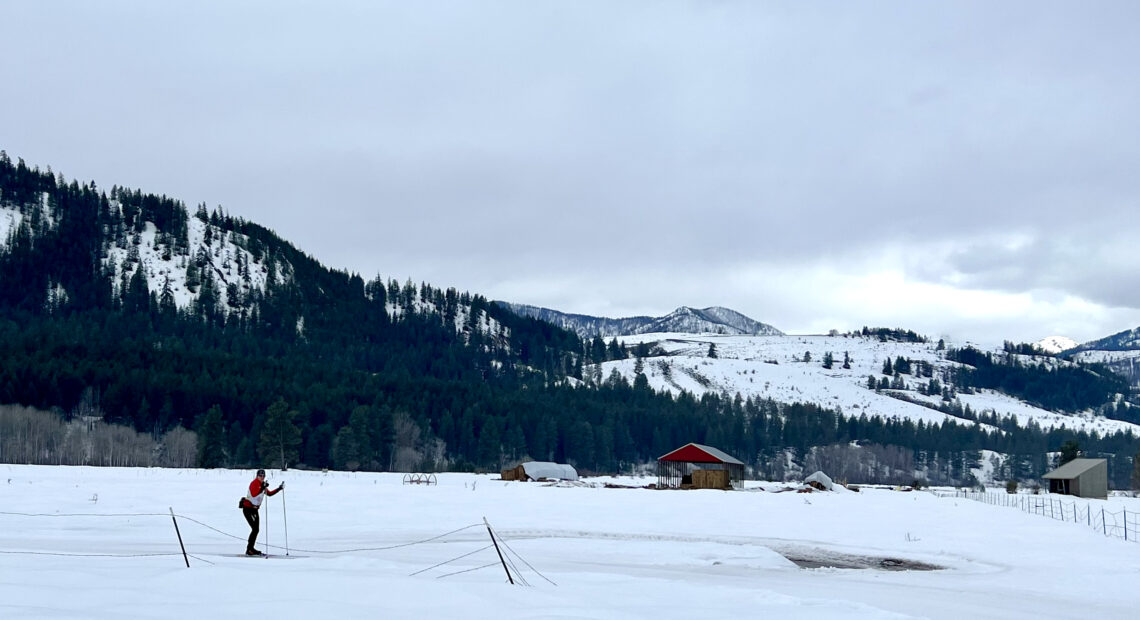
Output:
[
  {"xmin": 596, "ymin": 333, "xmax": 1139, "ymax": 436},
  {"xmin": 1067, "ymin": 327, "xmax": 1140, "ymax": 391},
  {"xmin": 103, "ymin": 216, "xmax": 281, "ymax": 310},
  {"xmin": 1077, "ymin": 326, "xmax": 1140, "ymax": 351},
  {"xmin": 0, "ymin": 201, "xmax": 505, "ymax": 343},
  {"xmin": 501, "ymin": 303, "xmax": 783, "ymax": 338}
]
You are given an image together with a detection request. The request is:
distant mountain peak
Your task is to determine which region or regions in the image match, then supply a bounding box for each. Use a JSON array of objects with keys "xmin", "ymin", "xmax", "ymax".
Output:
[
  {"xmin": 497, "ymin": 302, "xmax": 783, "ymax": 338},
  {"xmin": 1035, "ymin": 336, "xmax": 1078, "ymax": 354}
]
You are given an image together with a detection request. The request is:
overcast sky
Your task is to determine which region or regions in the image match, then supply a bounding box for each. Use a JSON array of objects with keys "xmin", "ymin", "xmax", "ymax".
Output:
[{"xmin": 3, "ymin": 2, "xmax": 1138, "ymax": 346}]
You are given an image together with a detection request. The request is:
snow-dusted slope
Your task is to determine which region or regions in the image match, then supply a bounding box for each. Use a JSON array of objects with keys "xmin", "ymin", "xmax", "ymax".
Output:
[
  {"xmin": 1, "ymin": 200, "xmax": 506, "ymax": 344},
  {"xmin": 1068, "ymin": 327, "xmax": 1140, "ymax": 390},
  {"xmin": 642, "ymin": 306, "xmax": 783, "ymax": 336},
  {"xmin": 102, "ymin": 217, "xmax": 280, "ymax": 310},
  {"xmin": 597, "ymin": 333, "xmax": 1138, "ymax": 436}
]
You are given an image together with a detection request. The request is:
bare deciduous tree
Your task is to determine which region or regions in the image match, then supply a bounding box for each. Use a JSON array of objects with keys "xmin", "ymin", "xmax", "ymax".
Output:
[
  {"xmin": 390, "ymin": 411, "xmax": 423, "ymax": 472},
  {"xmin": 1, "ymin": 404, "xmax": 197, "ymax": 468}
]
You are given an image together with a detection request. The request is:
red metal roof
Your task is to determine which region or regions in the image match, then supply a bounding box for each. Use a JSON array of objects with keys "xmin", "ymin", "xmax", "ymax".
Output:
[{"xmin": 657, "ymin": 443, "xmax": 743, "ymax": 465}]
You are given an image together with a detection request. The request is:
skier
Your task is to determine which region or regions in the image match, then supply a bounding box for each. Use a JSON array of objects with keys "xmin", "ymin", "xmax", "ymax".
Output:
[{"xmin": 239, "ymin": 468, "xmax": 283, "ymax": 556}]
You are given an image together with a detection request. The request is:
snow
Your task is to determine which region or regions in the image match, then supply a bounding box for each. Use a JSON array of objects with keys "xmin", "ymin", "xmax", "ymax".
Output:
[
  {"xmin": 102, "ymin": 217, "xmax": 274, "ymax": 311},
  {"xmin": 601, "ymin": 333, "xmax": 1140, "ymax": 437},
  {"xmin": 1072, "ymin": 349, "xmax": 1140, "ymax": 365},
  {"xmin": 2, "ymin": 465, "xmax": 1140, "ymax": 619},
  {"xmin": 804, "ymin": 471, "xmax": 834, "ymax": 490},
  {"xmin": 971, "ymin": 450, "xmax": 1001, "ymax": 486},
  {"xmin": 0, "ymin": 206, "xmax": 22, "ymax": 245},
  {"xmin": 521, "ymin": 462, "xmax": 579, "ymax": 481},
  {"xmin": 1035, "ymin": 335, "xmax": 1078, "ymax": 354}
]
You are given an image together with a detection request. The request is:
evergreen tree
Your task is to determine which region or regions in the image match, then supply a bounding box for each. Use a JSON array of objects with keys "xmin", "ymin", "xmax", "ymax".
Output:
[
  {"xmin": 476, "ymin": 416, "xmax": 502, "ymax": 468},
  {"xmin": 589, "ymin": 336, "xmax": 606, "ymax": 365},
  {"xmin": 258, "ymin": 399, "xmax": 302, "ymax": 469},
  {"xmin": 347, "ymin": 406, "xmax": 376, "ymax": 469},
  {"xmin": 196, "ymin": 405, "xmax": 227, "ymax": 468},
  {"xmin": 159, "ymin": 276, "xmax": 176, "ymax": 315},
  {"xmin": 185, "ymin": 259, "xmax": 200, "ymax": 293},
  {"xmin": 333, "ymin": 425, "xmax": 361, "ymax": 471},
  {"xmin": 708, "ymin": 343, "xmax": 718, "ymax": 359},
  {"xmin": 124, "ymin": 265, "xmax": 149, "ymax": 314},
  {"xmin": 607, "ymin": 338, "xmax": 626, "ymax": 361},
  {"xmin": 895, "ymin": 356, "xmax": 911, "ymax": 374},
  {"xmin": 1059, "ymin": 440, "xmax": 1080, "ymax": 465}
]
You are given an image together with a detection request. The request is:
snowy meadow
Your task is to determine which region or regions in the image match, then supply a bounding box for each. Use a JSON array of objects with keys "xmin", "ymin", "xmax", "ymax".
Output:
[{"xmin": 2, "ymin": 465, "xmax": 1139, "ymax": 619}]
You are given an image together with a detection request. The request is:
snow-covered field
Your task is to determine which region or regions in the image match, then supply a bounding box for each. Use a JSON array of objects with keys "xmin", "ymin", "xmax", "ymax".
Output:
[
  {"xmin": 602, "ymin": 333, "xmax": 1140, "ymax": 437},
  {"xmin": 3, "ymin": 465, "xmax": 1139, "ymax": 619}
]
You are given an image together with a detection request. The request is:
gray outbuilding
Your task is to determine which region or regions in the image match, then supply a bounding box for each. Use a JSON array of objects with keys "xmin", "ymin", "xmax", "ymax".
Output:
[{"xmin": 1042, "ymin": 458, "xmax": 1108, "ymax": 499}]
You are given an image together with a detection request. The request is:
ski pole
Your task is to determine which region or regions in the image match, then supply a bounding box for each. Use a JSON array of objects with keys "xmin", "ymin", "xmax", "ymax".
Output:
[
  {"xmin": 282, "ymin": 483, "xmax": 289, "ymax": 556},
  {"xmin": 264, "ymin": 490, "xmax": 270, "ymax": 559}
]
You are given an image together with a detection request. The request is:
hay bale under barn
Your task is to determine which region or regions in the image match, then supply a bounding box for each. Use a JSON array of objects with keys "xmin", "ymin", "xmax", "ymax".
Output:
[{"xmin": 692, "ymin": 469, "xmax": 730, "ymax": 489}]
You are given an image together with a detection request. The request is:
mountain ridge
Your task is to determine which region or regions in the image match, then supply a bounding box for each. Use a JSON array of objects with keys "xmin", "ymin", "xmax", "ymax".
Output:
[
  {"xmin": 497, "ymin": 302, "xmax": 784, "ymax": 338},
  {"xmin": 1066, "ymin": 327, "xmax": 1140, "ymax": 391}
]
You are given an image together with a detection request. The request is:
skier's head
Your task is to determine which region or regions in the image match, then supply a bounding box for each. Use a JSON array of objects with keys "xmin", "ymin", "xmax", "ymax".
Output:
[{"xmin": 256, "ymin": 469, "xmax": 266, "ymax": 478}]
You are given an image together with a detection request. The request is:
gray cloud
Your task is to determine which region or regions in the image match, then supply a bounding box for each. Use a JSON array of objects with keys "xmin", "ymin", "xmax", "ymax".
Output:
[{"xmin": 2, "ymin": 1, "xmax": 1138, "ymax": 344}]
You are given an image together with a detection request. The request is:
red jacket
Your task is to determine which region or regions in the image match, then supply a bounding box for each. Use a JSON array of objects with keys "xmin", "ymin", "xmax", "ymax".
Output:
[{"xmin": 241, "ymin": 478, "xmax": 280, "ymax": 509}]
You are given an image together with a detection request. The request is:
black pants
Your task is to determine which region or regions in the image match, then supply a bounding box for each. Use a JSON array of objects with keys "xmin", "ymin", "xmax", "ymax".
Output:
[{"xmin": 242, "ymin": 505, "xmax": 260, "ymax": 551}]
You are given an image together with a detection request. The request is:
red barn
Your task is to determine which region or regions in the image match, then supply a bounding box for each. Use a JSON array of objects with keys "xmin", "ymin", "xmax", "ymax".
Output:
[{"xmin": 657, "ymin": 443, "xmax": 745, "ymax": 490}]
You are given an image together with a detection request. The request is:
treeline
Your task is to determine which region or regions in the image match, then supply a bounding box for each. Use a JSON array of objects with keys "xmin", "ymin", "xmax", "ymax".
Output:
[
  {"xmin": 859, "ymin": 326, "xmax": 928, "ymax": 343},
  {"xmin": 0, "ymin": 404, "xmax": 196, "ymax": 467},
  {"xmin": 1003, "ymin": 340, "xmax": 1054, "ymax": 356},
  {"xmin": 787, "ymin": 443, "xmax": 978, "ymax": 487},
  {"xmin": 946, "ymin": 346, "xmax": 1129, "ymax": 414},
  {"xmin": 3, "ymin": 305, "xmax": 1136, "ymax": 477},
  {"xmin": 2, "ymin": 304, "xmax": 1138, "ymax": 485}
]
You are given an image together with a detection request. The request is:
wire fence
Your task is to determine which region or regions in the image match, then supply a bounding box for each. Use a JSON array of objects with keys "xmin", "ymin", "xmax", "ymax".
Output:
[
  {"xmin": 939, "ymin": 490, "xmax": 1140, "ymax": 543},
  {"xmin": 0, "ymin": 509, "xmax": 551, "ymax": 585}
]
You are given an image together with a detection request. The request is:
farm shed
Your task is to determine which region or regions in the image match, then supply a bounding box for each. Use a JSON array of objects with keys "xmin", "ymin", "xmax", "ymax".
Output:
[
  {"xmin": 656, "ymin": 443, "xmax": 744, "ymax": 490},
  {"xmin": 501, "ymin": 461, "xmax": 579, "ymax": 482},
  {"xmin": 1042, "ymin": 458, "xmax": 1108, "ymax": 499}
]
